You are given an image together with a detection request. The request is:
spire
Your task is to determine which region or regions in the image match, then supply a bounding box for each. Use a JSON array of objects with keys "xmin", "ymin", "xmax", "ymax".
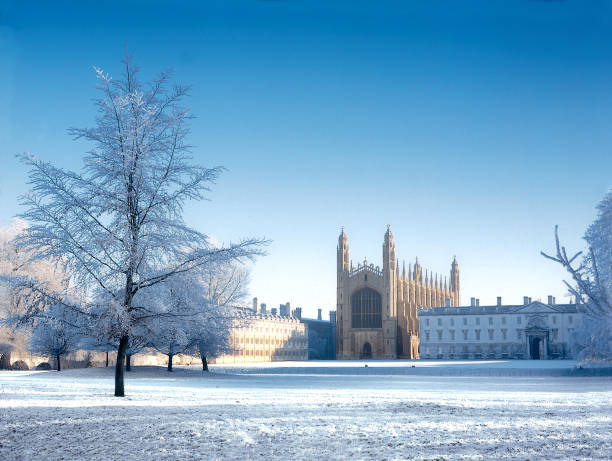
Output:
[
  {"xmin": 408, "ymin": 263, "xmax": 412, "ymax": 280},
  {"xmin": 384, "ymin": 224, "xmax": 394, "ymax": 247},
  {"xmin": 396, "ymin": 258, "xmax": 400, "ymax": 276},
  {"xmin": 339, "ymin": 226, "xmax": 348, "ymax": 248},
  {"xmin": 337, "ymin": 226, "xmax": 349, "ymax": 272},
  {"xmin": 402, "ymin": 260, "xmax": 406, "ymax": 278}
]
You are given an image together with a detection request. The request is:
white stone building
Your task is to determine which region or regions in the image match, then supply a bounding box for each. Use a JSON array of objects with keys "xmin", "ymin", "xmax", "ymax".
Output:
[
  {"xmin": 212, "ymin": 310, "xmax": 308, "ymax": 364},
  {"xmin": 419, "ymin": 296, "xmax": 583, "ymax": 360}
]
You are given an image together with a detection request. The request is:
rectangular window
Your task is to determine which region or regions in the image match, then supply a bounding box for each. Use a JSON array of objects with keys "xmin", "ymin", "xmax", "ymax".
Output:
[
  {"xmin": 450, "ymin": 318, "xmax": 454, "ymax": 326},
  {"xmin": 517, "ymin": 316, "xmax": 521, "ymax": 325},
  {"xmin": 569, "ymin": 316, "xmax": 573, "ymax": 324},
  {"xmin": 488, "ymin": 329, "xmax": 494, "ymax": 340},
  {"xmin": 502, "ymin": 317, "xmax": 506, "ymax": 325},
  {"xmin": 553, "ymin": 316, "xmax": 557, "ymax": 324},
  {"xmin": 552, "ymin": 329, "xmax": 558, "ymax": 340},
  {"xmin": 516, "ymin": 329, "xmax": 521, "ymax": 340},
  {"xmin": 501, "ymin": 329, "xmax": 507, "ymax": 340},
  {"xmin": 450, "ymin": 329, "xmax": 455, "ymax": 340},
  {"xmin": 476, "ymin": 317, "xmax": 480, "ymax": 325},
  {"xmin": 437, "ymin": 330, "xmax": 443, "ymax": 341},
  {"xmin": 426, "ymin": 319, "xmax": 430, "ymax": 326},
  {"xmin": 425, "ymin": 331, "xmax": 430, "ymax": 341},
  {"xmin": 475, "ymin": 329, "xmax": 481, "ymax": 340},
  {"xmin": 462, "ymin": 329, "xmax": 468, "ymax": 340},
  {"xmin": 437, "ymin": 318, "xmax": 442, "ymax": 326},
  {"xmin": 463, "ymin": 317, "xmax": 468, "ymax": 326},
  {"xmin": 488, "ymin": 317, "xmax": 493, "ymax": 325}
]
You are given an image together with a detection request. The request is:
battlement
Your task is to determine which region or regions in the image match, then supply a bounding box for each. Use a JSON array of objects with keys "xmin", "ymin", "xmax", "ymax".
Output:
[{"xmin": 348, "ymin": 261, "xmax": 383, "ymax": 278}]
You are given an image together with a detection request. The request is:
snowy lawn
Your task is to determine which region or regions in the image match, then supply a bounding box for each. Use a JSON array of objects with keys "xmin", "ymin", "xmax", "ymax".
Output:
[{"xmin": 1, "ymin": 361, "xmax": 610, "ymax": 460}]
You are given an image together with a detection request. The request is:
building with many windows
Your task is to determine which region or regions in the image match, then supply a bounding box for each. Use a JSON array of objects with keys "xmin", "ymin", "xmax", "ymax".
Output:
[
  {"xmin": 419, "ymin": 296, "xmax": 583, "ymax": 360},
  {"xmin": 211, "ymin": 308, "xmax": 308, "ymax": 364},
  {"xmin": 336, "ymin": 226, "xmax": 460, "ymax": 360}
]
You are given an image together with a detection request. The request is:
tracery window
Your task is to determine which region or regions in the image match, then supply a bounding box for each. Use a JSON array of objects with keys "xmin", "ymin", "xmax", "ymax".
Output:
[{"xmin": 351, "ymin": 288, "xmax": 382, "ymax": 328}]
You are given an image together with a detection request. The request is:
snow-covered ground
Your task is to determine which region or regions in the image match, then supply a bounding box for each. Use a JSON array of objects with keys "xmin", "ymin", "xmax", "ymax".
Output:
[{"xmin": 1, "ymin": 361, "xmax": 610, "ymax": 460}]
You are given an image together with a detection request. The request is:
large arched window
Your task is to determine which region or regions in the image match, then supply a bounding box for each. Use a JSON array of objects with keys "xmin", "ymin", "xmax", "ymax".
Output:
[{"xmin": 351, "ymin": 288, "xmax": 382, "ymax": 329}]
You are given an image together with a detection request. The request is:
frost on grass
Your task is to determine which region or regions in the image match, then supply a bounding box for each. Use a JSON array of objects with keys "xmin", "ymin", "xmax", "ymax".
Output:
[{"xmin": 1, "ymin": 362, "xmax": 610, "ymax": 460}]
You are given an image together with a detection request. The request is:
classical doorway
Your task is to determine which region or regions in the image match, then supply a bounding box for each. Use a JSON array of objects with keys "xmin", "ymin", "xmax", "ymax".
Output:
[
  {"xmin": 529, "ymin": 337, "xmax": 542, "ymax": 360},
  {"xmin": 361, "ymin": 342, "xmax": 372, "ymax": 359}
]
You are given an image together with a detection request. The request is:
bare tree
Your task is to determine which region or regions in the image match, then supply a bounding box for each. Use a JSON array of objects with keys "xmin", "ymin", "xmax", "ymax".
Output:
[
  {"xmin": 0, "ymin": 220, "xmax": 66, "ymax": 369},
  {"xmin": 542, "ymin": 190, "xmax": 612, "ymax": 362},
  {"xmin": 29, "ymin": 304, "xmax": 83, "ymax": 371},
  {"xmin": 8, "ymin": 54, "xmax": 266, "ymax": 396},
  {"xmin": 192, "ymin": 261, "xmax": 250, "ymax": 371}
]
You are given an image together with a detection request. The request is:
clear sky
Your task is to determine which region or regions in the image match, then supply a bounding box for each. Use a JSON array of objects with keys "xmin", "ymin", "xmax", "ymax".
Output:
[{"xmin": 1, "ymin": 1, "xmax": 612, "ymax": 318}]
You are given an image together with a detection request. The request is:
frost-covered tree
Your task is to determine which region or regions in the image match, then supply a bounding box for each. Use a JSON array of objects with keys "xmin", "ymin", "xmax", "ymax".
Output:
[
  {"xmin": 202, "ymin": 261, "xmax": 250, "ymax": 308},
  {"xmin": 150, "ymin": 320, "xmax": 189, "ymax": 372},
  {"xmin": 189, "ymin": 304, "xmax": 235, "ymax": 372},
  {"xmin": 28, "ymin": 304, "xmax": 83, "ymax": 371},
  {"xmin": 10, "ymin": 54, "xmax": 265, "ymax": 396},
  {"xmin": 542, "ymin": 189, "xmax": 612, "ymax": 363},
  {"xmin": 188, "ymin": 260, "xmax": 249, "ymax": 371},
  {"xmin": 0, "ymin": 219, "xmax": 67, "ymax": 369}
]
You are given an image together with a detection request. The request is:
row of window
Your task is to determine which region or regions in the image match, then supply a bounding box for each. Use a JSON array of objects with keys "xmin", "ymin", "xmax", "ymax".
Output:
[
  {"xmin": 232, "ymin": 349, "xmax": 306, "ymax": 357},
  {"xmin": 424, "ymin": 315, "xmax": 574, "ymax": 327},
  {"xmin": 423, "ymin": 327, "xmax": 568, "ymax": 342},
  {"xmin": 232, "ymin": 338, "xmax": 307, "ymax": 347}
]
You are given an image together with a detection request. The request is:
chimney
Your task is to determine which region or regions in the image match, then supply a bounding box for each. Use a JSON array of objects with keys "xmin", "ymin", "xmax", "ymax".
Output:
[
  {"xmin": 317, "ymin": 308, "xmax": 322, "ymax": 320},
  {"xmin": 529, "ymin": 297, "xmax": 532, "ymax": 304},
  {"xmin": 497, "ymin": 296, "xmax": 502, "ymax": 307},
  {"xmin": 293, "ymin": 307, "xmax": 302, "ymax": 319},
  {"xmin": 475, "ymin": 299, "xmax": 480, "ymax": 307},
  {"xmin": 329, "ymin": 311, "xmax": 337, "ymax": 324},
  {"xmin": 548, "ymin": 295, "xmax": 555, "ymax": 305},
  {"xmin": 271, "ymin": 307, "xmax": 277, "ymax": 316},
  {"xmin": 287, "ymin": 301, "xmax": 292, "ymax": 317},
  {"xmin": 523, "ymin": 296, "xmax": 529, "ymax": 305},
  {"xmin": 252, "ymin": 297, "xmax": 259, "ymax": 313},
  {"xmin": 445, "ymin": 298, "xmax": 451, "ymax": 307},
  {"xmin": 260, "ymin": 303, "xmax": 267, "ymax": 315},
  {"xmin": 470, "ymin": 297, "xmax": 476, "ymax": 307}
]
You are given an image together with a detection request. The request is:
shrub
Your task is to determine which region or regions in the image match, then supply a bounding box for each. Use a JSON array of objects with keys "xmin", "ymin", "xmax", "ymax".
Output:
[
  {"xmin": 11, "ymin": 360, "xmax": 29, "ymax": 370},
  {"xmin": 35, "ymin": 362, "xmax": 52, "ymax": 370}
]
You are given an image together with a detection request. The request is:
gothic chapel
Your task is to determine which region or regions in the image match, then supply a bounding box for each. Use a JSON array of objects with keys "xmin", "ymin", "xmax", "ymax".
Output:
[{"xmin": 336, "ymin": 226, "xmax": 460, "ymax": 359}]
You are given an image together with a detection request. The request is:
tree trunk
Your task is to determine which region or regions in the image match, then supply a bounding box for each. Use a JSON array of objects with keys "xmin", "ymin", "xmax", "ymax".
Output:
[
  {"xmin": 126, "ymin": 353, "xmax": 132, "ymax": 372},
  {"xmin": 0, "ymin": 351, "xmax": 11, "ymax": 370},
  {"xmin": 167, "ymin": 353, "xmax": 173, "ymax": 372},
  {"xmin": 115, "ymin": 335, "xmax": 129, "ymax": 397},
  {"xmin": 56, "ymin": 353, "xmax": 61, "ymax": 371},
  {"xmin": 200, "ymin": 352, "xmax": 208, "ymax": 372},
  {"xmin": 105, "ymin": 351, "xmax": 109, "ymax": 367}
]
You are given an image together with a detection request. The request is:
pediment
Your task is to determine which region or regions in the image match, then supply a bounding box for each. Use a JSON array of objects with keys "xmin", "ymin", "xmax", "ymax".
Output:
[{"xmin": 515, "ymin": 301, "xmax": 557, "ymax": 314}]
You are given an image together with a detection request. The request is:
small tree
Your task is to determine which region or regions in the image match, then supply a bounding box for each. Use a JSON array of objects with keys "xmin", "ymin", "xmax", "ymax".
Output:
[
  {"xmin": 188, "ymin": 260, "xmax": 249, "ymax": 371},
  {"xmin": 10, "ymin": 54, "xmax": 266, "ymax": 396},
  {"xmin": 1, "ymin": 219, "xmax": 68, "ymax": 369},
  {"xmin": 189, "ymin": 306, "xmax": 235, "ymax": 372},
  {"xmin": 542, "ymin": 189, "xmax": 612, "ymax": 363},
  {"xmin": 29, "ymin": 304, "xmax": 82, "ymax": 371}
]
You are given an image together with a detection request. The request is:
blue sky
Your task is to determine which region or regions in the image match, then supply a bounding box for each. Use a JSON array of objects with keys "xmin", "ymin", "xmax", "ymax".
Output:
[{"xmin": 1, "ymin": 1, "xmax": 612, "ymax": 318}]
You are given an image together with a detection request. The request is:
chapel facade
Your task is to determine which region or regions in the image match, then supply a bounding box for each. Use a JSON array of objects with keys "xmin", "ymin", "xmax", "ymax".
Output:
[{"xmin": 336, "ymin": 226, "xmax": 460, "ymax": 359}]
